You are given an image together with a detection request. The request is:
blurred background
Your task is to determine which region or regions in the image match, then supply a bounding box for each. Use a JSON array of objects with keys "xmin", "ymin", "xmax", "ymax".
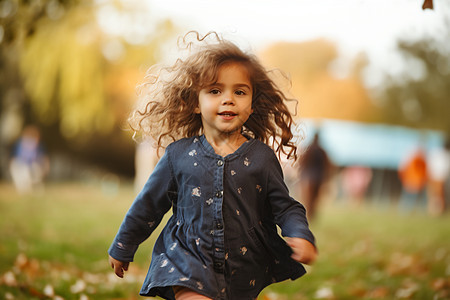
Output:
[
  {"xmin": 1, "ymin": 0, "xmax": 450, "ymax": 190},
  {"xmin": 1, "ymin": 0, "xmax": 450, "ymax": 299}
]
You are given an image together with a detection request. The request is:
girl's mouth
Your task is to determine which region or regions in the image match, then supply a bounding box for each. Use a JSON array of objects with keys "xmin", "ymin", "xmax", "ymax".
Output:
[
  {"xmin": 218, "ymin": 111, "xmax": 237, "ymax": 121},
  {"xmin": 218, "ymin": 111, "xmax": 237, "ymax": 117}
]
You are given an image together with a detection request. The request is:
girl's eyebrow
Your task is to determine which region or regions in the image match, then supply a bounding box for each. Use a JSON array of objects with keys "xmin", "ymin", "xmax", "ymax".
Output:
[
  {"xmin": 235, "ymin": 83, "xmax": 252, "ymax": 90},
  {"xmin": 211, "ymin": 82, "xmax": 252, "ymax": 90}
]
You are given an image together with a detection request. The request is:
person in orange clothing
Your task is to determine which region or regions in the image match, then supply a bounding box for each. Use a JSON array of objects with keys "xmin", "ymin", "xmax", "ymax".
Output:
[
  {"xmin": 398, "ymin": 147, "xmax": 428, "ymax": 212},
  {"xmin": 427, "ymin": 139, "xmax": 450, "ymax": 216}
]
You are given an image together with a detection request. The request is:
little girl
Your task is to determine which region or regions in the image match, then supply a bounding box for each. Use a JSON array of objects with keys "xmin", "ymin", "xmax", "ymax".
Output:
[{"xmin": 109, "ymin": 32, "xmax": 317, "ymax": 300}]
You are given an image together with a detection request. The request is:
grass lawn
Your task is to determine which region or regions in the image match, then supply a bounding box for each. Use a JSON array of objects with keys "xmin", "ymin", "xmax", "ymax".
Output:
[{"xmin": 0, "ymin": 182, "xmax": 449, "ymax": 299}]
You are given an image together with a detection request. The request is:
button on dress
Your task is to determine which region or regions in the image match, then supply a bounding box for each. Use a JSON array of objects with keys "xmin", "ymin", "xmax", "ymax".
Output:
[{"xmin": 108, "ymin": 135, "xmax": 315, "ymax": 300}]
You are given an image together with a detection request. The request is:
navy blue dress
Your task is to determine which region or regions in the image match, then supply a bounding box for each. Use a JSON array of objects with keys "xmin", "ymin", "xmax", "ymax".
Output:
[{"xmin": 109, "ymin": 135, "xmax": 315, "ymax": 300}]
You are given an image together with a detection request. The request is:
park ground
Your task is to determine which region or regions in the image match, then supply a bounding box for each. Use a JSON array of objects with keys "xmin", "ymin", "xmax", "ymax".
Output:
[{"xmin": 0, "ymin": 182, "xmax": 449, "ymax": 300}]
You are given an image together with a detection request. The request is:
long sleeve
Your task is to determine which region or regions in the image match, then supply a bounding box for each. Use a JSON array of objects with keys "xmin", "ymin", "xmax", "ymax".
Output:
[
  {"xmin": 108, "ymin": 148, "xmax": 176, "ymax": 262},
  {"xmin": 266, "ymin": 152, "xmax": 315, "ymax": 246}
]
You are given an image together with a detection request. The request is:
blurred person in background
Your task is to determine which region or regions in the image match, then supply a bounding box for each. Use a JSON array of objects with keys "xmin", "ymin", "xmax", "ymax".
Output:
[
  {"xmin": 427, "ymin": 138, "xmax": 450, "ymax": 216},
  {"xmin": 297, "ymin": 132, "xmax": 332, "ymax": 221},
  {"xmin": 398, "ymin": 146, "xmax": 428, "ymax": 212},
  {"xmin": 9, "ymin": 125, "xmax": 49, "ymax": 194}
]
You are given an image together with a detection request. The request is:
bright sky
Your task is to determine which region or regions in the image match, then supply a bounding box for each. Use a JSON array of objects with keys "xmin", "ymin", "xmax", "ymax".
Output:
[
  {"xmin": 147, "ymin": 0, "xmax": 446, "ymax": 49},
  {"xmin": 97, "ymin": 0, "xmax": 449, "ymax": 86},
  {"xmin": 142, "ymin": 0, "xmax": 448, "ymax": 85}
]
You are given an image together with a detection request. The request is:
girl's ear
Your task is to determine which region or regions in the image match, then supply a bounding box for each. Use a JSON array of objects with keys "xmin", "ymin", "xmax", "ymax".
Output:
[{"xmin": 194, "ymin": 106, "xmax": 201, "ymax": 114}]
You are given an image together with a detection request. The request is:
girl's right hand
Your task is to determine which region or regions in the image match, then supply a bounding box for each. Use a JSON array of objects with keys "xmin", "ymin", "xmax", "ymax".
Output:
[
  {"xmin": 109, "ymin": 255, "xmax": 129, "ymax": 278},
  {"xmin": 285, "ymin": 237, "xmax": 317, "ymax": 265}
]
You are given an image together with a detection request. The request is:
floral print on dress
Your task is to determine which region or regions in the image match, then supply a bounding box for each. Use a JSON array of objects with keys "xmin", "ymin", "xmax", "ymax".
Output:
[
  {"xmin": 206, "ymin": 198, "xmax": 213, "ymax": 205},
  {"xmin": 192, "ymin": 187, "xmax": 201, "ymax": 197},
  {"xmin": 231, "ymin": 170, "xmax": 236, "ymax": 176},
  {"xmin": 240, "ymin": 246, "xmax": 248, "ymax": 255},
  {"xmin": 244, "ymin": 157, "xmax": 250, "ymax": 166},
  {"xmin": 160, "ymin": 259, "xmax": 168, "ymax": 267},
  {"xmin": 256, "ymin": 185, "xmax": 262, "ymax": 193},
  {"xmin": 189, "ymin": 149, "xmax": 197, "ymax": 156}
]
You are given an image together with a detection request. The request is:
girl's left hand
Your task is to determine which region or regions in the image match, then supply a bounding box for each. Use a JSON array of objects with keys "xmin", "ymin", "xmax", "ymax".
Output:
[{"xmin": 286, "ymin": 237, "xmax": 317, "ymax": 265}]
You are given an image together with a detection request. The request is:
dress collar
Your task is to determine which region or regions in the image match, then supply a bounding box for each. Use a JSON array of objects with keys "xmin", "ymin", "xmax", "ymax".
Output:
[{"xmin": 198, "ymin": 134, "xmax": 254, "ymax": 159}]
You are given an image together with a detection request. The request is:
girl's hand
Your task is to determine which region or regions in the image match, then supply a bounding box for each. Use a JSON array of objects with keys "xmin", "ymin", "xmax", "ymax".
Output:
[
  {"xmin": 286, "ymin": 237, "xmax": 317, "ymax": 265},
  {"xmin": 109, "ymin": 255, "xmax": 129, "ymax": 278}
]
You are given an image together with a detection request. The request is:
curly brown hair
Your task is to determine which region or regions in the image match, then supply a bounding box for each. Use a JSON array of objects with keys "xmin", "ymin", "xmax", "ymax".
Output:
[{"xmin": 130, "ymin": 31, "xmax": 299, "ymax": 160}]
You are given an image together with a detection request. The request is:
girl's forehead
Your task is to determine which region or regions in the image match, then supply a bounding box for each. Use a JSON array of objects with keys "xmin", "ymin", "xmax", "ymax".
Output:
[
  {"xmin": 198, "ymin": 60, "xmax": 253, "ymax": 89},
  {"xmin": 216, "ymin": 61, "xmax": 251, "ymax": 81}
]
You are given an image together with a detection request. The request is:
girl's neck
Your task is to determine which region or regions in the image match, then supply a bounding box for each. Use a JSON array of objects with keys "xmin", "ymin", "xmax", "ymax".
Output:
[{"xmin": 204, "ymin": 131, "xmax": 247, "ymax": 157}]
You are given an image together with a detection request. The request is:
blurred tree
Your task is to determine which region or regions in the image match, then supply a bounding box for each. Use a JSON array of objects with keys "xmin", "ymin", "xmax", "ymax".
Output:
[
  {"xmin": 370, "ymin": 23, "xmax": 450, "ymax": 135},
  {"xmin": 0, "ymin": 0, "xmax": 176, "ymax": 177},
  {"xmin": 20, "ymin": 6, "xmax": 114, "ymax": 137},
  {"xmin": 260, "ymin": 40, "xmax": 377, "ymax": 122}
]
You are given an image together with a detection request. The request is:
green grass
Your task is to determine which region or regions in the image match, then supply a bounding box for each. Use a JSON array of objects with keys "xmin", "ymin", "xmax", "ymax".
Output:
[{"xmin": 1, "ymin": 183, "xmax": 449, "ymax": 299}]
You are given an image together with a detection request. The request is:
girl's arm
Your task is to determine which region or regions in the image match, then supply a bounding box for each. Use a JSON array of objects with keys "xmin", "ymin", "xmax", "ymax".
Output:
[
  {"xmin": 266, "ymin": 151, "xmax": 316, "ymax": 249},
  {"xmin": 108, "ymin": 147, "xmax": 175, "ymax": 264}
]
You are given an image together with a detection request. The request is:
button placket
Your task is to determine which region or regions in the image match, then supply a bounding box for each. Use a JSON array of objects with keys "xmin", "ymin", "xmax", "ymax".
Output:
[{"xmin": 212, "ymin": 157, "xmax": 225, "ymax": 273}]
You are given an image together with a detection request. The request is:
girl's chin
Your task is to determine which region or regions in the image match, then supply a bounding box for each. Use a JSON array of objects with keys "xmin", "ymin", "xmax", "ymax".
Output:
[{"xmin": 217, "ymin": 128, "xmax": 242, "ymax": 135}]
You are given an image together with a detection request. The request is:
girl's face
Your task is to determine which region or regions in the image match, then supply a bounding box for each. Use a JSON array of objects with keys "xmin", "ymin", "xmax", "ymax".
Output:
[{"xmin": 196, "ymin": 62, "xmax": 253, "ymax": 138}]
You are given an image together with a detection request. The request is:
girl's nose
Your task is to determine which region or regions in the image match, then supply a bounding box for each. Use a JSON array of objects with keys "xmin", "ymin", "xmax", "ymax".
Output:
[{"xmin": 222, "ymin": 92, "xmax": 235, "ymax": 105}]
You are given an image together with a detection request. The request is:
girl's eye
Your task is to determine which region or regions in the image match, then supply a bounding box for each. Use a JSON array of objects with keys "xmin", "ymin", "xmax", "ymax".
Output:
[
  {"xmin": 235, "ymin": 90, "xmax": 246, "ymax": 96},
  {"xmin": 210, "ymin": 89, "xmax": 220, "ymax": 95}
]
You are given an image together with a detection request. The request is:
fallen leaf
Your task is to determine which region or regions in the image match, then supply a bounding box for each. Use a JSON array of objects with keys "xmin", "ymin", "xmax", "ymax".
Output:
[
  {"xmin": 431, "ymin": 278, "xmax": 450, "ymax": 291},
  {"xmin": 366, "ymin": 286, "xmax": 389, "ymax": 298},
  {"xmin": 262, "ymin": 292, "xmax": 288, "ymax": 300},
  {"xmin": 2, "ymin": 271, "xmax": 17, "ymax": 287},
  {"xmin": 315, "ymin": 286, "xmax": 335, "ymax": 299},
  {"xmin": 395, "ymin": 279, "xmax": 419, "ymax": 299},
  {"xmin": 4, "ymin": 292, "xmax": 14, "ymax": 300},
  {"xmin": 43, "ymin": 284, "xmax": 55, "ymax": 297},
  {"xmin": 28, "ymin": 286, "xmax": 44, "ymax": 298},
  {"xmin": 80, "ymin": 294, "xmax": 89, "ymax": 300},
  {"xmin": 70, "ymin": 279, "xmax": 86, "ymax": 294},
  {"xmin": 386, "ymin": 252, "xmax": 428, "ymax": 276},
  {"xmin": 14, "ymin": 253, "xmax": 28, "ymax": 269}
]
